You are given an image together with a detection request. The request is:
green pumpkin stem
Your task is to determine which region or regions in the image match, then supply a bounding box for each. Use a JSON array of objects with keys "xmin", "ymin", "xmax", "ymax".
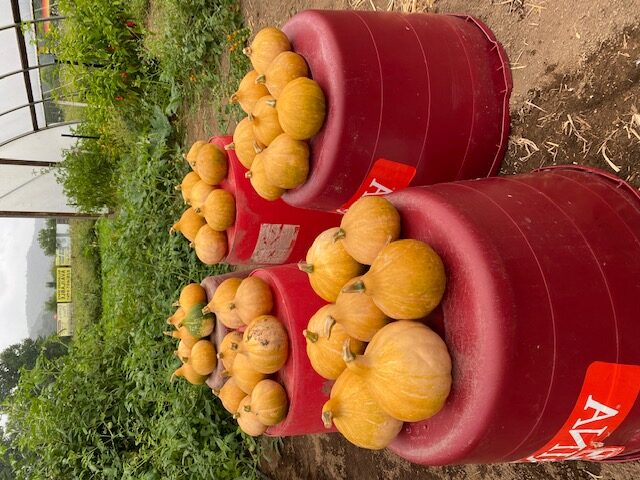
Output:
[
  {"xmin": 212, "ymin": 388, "xmax": 220, "ymax": 396},
  {"xmin": 243, "ymin": 405, "xmax": 251, "ymax": 412},
  {"xmin": 224, "ymin": 142, "xmax": 235, "ymax": 151},
  {"xmin": 342, "ymin": 339, "xmax": 356, "ymax": 363},
  {"xmin": 253, "ymin": 142, "xmax": 264, "ymax": 154},
  {"xmin": 171, "ymin": 301, "xmax": 180, "ymax": 307},
  {"xmin": 297, "ymin": 261, "xmax": 314, "ymax": 274},
  {"xmin": 242, "ymin": 46, "xmax": 251, "ymax": 56},
  {"xmin": 341, "ymin": 279, "xmax": 366, "ymax": 294},
  {"xmin": 322, "ymin": 410, "xmax": 333, "ymax": 429},
  {"xmin": 202, "ymin": 306, "xmax": 211, "ymax": 315},
  {"xmin": 333, "ymin": 228, "xmax": 346, "ymax": 241},
  {"xmin": 255, "ymin": 74, "xmax": 266, "ymax": 84},
  {"xmin": 324, "ymin": 316, "xmax": 337, "ymax": 339},
  {"xmin": 265, "ymin": 99, "xmax": 276, "ymax": 108},
  {"xmin": 245, "ymin": 171, "xmax": 253, "ymax": 179},
  {"xmin": 175, "ymin": 185, "xmax": 182, "ymax": 191},
  {"xmin": 303, "ymin": 329, "xmax": 319, "ymax": 343},
  {"xmin": 230, "ymin": 342, "xmax": 239, "ymax": 351},
  {"xmin": 229, "ymin": 93, "xmax": 239, "ymax": 104}
]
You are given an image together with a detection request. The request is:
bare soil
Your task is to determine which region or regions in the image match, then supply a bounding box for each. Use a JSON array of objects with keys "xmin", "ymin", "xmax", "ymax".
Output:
[{"xmin": 182, "ymin": 0, "xmax": 640, "ymax": 477}]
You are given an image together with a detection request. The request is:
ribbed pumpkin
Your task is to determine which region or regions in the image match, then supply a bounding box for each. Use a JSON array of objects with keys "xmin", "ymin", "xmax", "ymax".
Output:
[
  {"xmin": 230, "ymin": 276, "xmax": 274, "ymax": 325},
  {"xmin": 176, "ymin": 340, "xmax": 191, "ymax": 362},
  {"xmin": 192, "ymin": 226, "xmax": 227, "ymax": 265},
  {"xmin": 230, "ymin": 70, "xmax": 269, "ymax": 114},
  {"xmin": 304, "ymin": 304, "xmax": 365, "ymax": 380},
  {"xmin": 245, "ymin": 379, "xmax": 288, "ymax": 426},
  {"xmin": 256, "ymin": 51, "xmax": 309, "ymax": 99},
  {"xmin": 167, "ymin": 307, "xmax": 185, "ymax": 327},
  {"xmin": 276, "ymin": 77, "xmax": 326, "ymax": 140},
  {"xmin": 170, "ymin": 207, "xmax": 206, "ymax": 242},
  {"xmin": 235, "ymin": 396, "xmax": 267, "ymax": 436},
  {"xmin": 176, "ymin": 171, "xmax": 201, "ymax": 204},
  {"xmin": 216, "ymin": 377, "xmax": 247, "ymax": 414},
  {"xmin": 241, "ymin": 315, "xmax": 288, "ymax": 374},
  {"xmin": 321, "ymin": 369, "xmax": 403, "ymax": 450},
  {"xmin": 203, "ymin": 278, "xmax": 243, "ymax": 328},
  {"xmin": 245, "ymin": 152, "xmax": 285, "ymax": 201},
  {"xmin": 342, "ymin": 239, "xmax": 446, "ymax": 319},
  {"xmin": 185, "ymin": 140, "xmax": 206, "ymax": 169},
  {"xmin": 225, "ymin": 352, "xmax": 266, "ymax": 394},
  {"xmin": 225, "ymin": 117, "xmax": 265, "ymax": 169},
  {"xmin": 333, "ymin": 276, "xmax": 390, "ymax": 342},
  {"xmin": 250, "ymin": 95, "xmax": 283, "ymax": 146},
  {"xmin": 189, "ymin": 340, "xmax": 217, "ymax": 376},
  {"xmin": 298, "ymin": 227, "xmax": 364, "ymax": 302},
  {"xmin": 217, "ymin": 330, "xmax": 243, "ymax": 370},
  {"xmin": 335, "ymin": 196, "xmax": 401, "ymax": 265},
  {"xmin": 172, "ymin": 363, "xmax": 207, "ymax": 385},
  {"xmin": 243, "ymin": 27, "xmax": 291, "ymax": 74},
  {"xmin": 164, "ymin": 326, "xmax": 199, "ymax": 348},
  {"xmin": 180, "ymin": 303, "xmax": 214, "ymax": 338},
  {"xmin": 188, "ymin": 181, "xmax": 216, "ymax": 213},
  {"xmin": 193, "ymin": 143, "xmax": 228, "ymax": 186},
  {"xmin": 343, "ymin": 321, "xmax": 452, "ymax": 422},
  {"xmin": 176, "ymin": 283, "xmax": 207, "ymax": 310},
  {"xmin": 197, "ymin": 188, "xmax": 235, "ymax": 231},
  {"xmin": 262, "ymin": 133, "xmax": 309, "ymax": 189}
]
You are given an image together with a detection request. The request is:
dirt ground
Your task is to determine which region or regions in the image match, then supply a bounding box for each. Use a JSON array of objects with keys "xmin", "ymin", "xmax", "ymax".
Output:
[{"xmin": 183, "ymin": 0, "xmax": 640, "ymax": 478}]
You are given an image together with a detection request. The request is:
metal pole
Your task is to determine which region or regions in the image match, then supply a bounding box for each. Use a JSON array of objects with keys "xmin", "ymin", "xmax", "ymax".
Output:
[
  {"xmin": 0, "ymin": 211, "xmax": 102, "ymax": 219},
  {"xmin": 10, "ymin": 0, "xmax": 38, "ymax": 131},
  {"xmin": 0, "ymin": 158, "xmax": 58, "ymax": 167},
  {"xmin": 0, "ymin": 15, "xmax": 65, "ymax": 32}
]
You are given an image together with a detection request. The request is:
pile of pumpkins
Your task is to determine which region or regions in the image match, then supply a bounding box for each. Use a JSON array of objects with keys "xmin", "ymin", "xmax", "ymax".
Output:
[
  {"xmin": 225, "ymin": 26, "xmax": 327, "ymax": 200},
  {"xmin": 166, "ymin": 277, "xmax": 290, "ymax": 437},
  {"xmin": 171, "ymin": 142, "xmax": 235, "ymax": 265},
  {"xmin": 298, "ymin": 195, "xmax": 453, "ymax": 450}
]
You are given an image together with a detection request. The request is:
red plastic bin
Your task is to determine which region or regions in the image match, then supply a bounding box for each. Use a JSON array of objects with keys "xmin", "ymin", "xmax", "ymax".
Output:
[
  {"xmin": 208, "ymin": 136, "xmax": 340, "ymax": 265},
  {"xmin": 281, "ymin": 10, "xmax": 512, "ymax": 212},
  {"xmin": 383, "ymin": 166, "xmax": 640, "ymax": 464}
]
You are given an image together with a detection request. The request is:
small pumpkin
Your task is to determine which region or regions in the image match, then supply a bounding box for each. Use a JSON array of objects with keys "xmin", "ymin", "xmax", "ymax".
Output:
[
  {"xmin": 243, "ymin": 27, "xmax": 291, "ymax": 74},
  {"xmin": 176, "ymin": 171, "xmax": 201, "ymax": 204},
  {"xmin": 321, "ymin": 369, "xmax": 403, "ymax": 450},
  {"xmin": 216, "ymin": 377, "xmax": 247, "ymax": 414},
  {"xmin": 197, "ymin": 188, "xmax": 235, "ymax": 232},
  {"xmin": 230, "ymin": 276, "xmax": 274, "ymax": 325},
  {"xmin": 240, "ymin": 315, "xmax": 288, "ymax": 374},
  {"xmin": 189, "ymin": 339, "xmax": 217, "ymax": 376},
  {"xmin": 172, "ymin": 363, "xmax": 207, "ymax": 385},
  {"xmin": 256, "ymin": 51, "xmax": 309, "ymax": 99},
  {"xmin": 176, "ymin": 340, "xmax": 191, "ymax": 362},
  {"xmin": 164, "ymin": 326, "xmax": 199, "ymax": 348},
  {"xmin": 276, "ymin": 77, "xmax": 326, "ymax": 140},
  {"xmin": 193, "ymin": 143, "xmax": 228, "ymax": 186},
  {"xmin": 250, "ymin": 95, "xmax": 283, "ymax": 146},
  {"xmin": 225, "ymin": 117, "xmax": 265, "ymax": 169},
  {"xmin": 304, "ymin": 304, "xmax": 365, "ymax": 380},
  {"xmin": 188, "ymin": 181, "xmax": 216, "ymax": 213},
  {"xmin": 245, "ymin": 152, "xmax": 285, "ymax": 201},
  {"xmin": 230, "ymin": 70, "xmax": 270, "ymax": 114},
  {"xmin": 167, "ymin": 307, "xmax": 185, "ymax": 327},
  {"xmin": 185, "ymin": 140, "xmax": 206, "ymax": 169},
  {"xmin": 203, "ymin": 278, "xmax": 243, "ymax": 328},
  {"xmin": 244, "ymin": 379, "xmax": 288, "ymax": 426},
  {"xmin": 191, "ymin": 226, "xmax": 228, "ymax": 265},
  {"xmin": 225, "ymin": 352, "xmax": 266, "ymax": 394},
  {"xmin": 333, "ymin": 276, "xmax": 390, "ymax": 342},
  {"xmin": 175, "ymin": 283, "xmax": 207, "ymax": 310},
  {"xmin": 217, "ymin": 330, "xmax": 243, "ymax": 370},
  {"xmin": 342, "ymin": 239, "xmax": 446, "ymax": 320},
  {"xmin": 298, "ymin": 227, "xmax": 365, "ymax": 302},
  {"xmin": 262, "ymin": 133, "xmax": 309, "ymax": 189},
  {"xmin": 170, "ymin": 207, "xmax": 206, "ymax": 242},
  {"xmin": 235, "ymin": 396, "xmax": 267, "ymax": 436},
  {"xmin": 180, "ymin": 302, "xmax": 215, "ymax": 338},
  {"xmin": 343, "ymin": 321, "xmax": 452, "ymax": 422}
]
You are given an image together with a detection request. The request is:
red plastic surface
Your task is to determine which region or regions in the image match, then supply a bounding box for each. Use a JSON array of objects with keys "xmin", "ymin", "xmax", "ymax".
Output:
[
  {"xmin": 281, "ymin": 10, "xmax": 512, "ymax": 211},
  {"xmin": 208, "ymin": 136, "xmax": 340, "ymax": 265},
  {"xmin": 383, "ymin": 167, "xmax": 640, "ymax": 465}
]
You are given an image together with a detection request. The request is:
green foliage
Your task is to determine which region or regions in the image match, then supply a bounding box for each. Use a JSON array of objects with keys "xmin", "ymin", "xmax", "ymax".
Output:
[{"xmin": 37, "ymin": 219, "xmax": 58, "ymax": 256}]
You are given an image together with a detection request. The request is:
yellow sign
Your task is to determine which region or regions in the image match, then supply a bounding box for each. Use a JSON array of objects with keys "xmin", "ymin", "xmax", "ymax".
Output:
[
  {"xmin": 57, "ymin": 303, "xmax": 73, "ymax": 337},
  {"xmin": 56, "ymin": 267, "xmax": 72, "ymax": 303}
]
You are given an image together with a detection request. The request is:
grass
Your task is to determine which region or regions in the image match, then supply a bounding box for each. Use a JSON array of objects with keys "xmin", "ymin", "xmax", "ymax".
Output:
[{"xmin": 69, "ymin": 220, "xmax": 102, "ymax": 333}]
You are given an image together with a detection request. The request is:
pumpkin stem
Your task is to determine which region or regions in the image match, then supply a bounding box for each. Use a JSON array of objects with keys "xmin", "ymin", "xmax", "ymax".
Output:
[
  {"xmin": 322, "ymin": 410, "xmax": 333, "ymax": 429},
  {"xmin": 229, "ymin": 93, "xmax": 239, "ymax": 104},
  {"xmin": 333, "ymin": 228, "xmax": 346, "ymax": 241},
  {"xmin": 230, "ymin": 342, "xmax": 239, "ymax": 351},
  {"xmin": 242, "ymin": 46, "xmax": 252, "ymax": 56},
  {"xmin": 228, "ymin": 302, "xmax": 236, "ymax": 311},
  {"xmin": 303, "ymin": 329, "xmax": 318, "ymax": 343},
  {"xmin": 169, "ymin": 226, "xmax": 177, "ymax": 235},
  {"xmin": 232, "ymin": 412, "xmax": 240, "ymax": 420},
  {"xmin": 202, "ymin": 306, "xmax": 211, "ymax": 315},
  {"xmin": 297, "ymin": 261, "xmax": 314, "ymax": 273},
  {"xmin": 342, "ymin": 339, "xmax": 356, "ymax": 364},
  {"xmin": 244, "ymin": 171, "xmax": 253, "ymax": 179},
  {"xmin": 342, "ymin": 279, "xmax": 366, "ymax": 294},
  {"xmin": 255, "ymin": 74, "xmax": 266, "ymax": 84},
  {"xmin": 172, "ymin": 301, "xmax": 180, "ymax": 307},
  {"xmin": 224, "ymin": 142, "xmax": 235, "ymax": 151},
  {"xmin": 175, "ymin": 185, "xmax": 182, "ymax": 191},
  {"xmin": 243, "ymin": 405, "xmax": 251, "ymax": 413},
  {"xmin": 189, "ymin": 242, "xmax": 195, "ymax": 249},
  {"xmin": 324, "ymin": 316, "xmax": 337, "ymax": 339},
  {"xmin": 212, "ymin": 388, "xmax": 220, "ymax": 396},
  {"xmin": 253, "ymin": 142, "xmax": 264, "ymax": 154},
  {"xmin": 265, "ymin": 99, "xmax": 276, "ymax": 108},
  {"xmin": 222, "ymin": 369, "xmax": 231, "ymax": 378},
  {"xmin": 216, "ymin": 352, "xmax": 223, "ymax": 359},
  {"xmin": 247, "ymin": 113, "xmax": 254, "ymax": 122}
]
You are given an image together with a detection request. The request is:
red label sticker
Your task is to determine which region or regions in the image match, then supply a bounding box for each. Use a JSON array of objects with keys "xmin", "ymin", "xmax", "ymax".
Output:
[
  {"xmin": 250, "ymin": 224, "xmax": 300, "ymax": 264},
  {"xmin": 521, "ymin": 362, "xmax": 640, "ymax": 463},
  {"xmin": 337, "ymin": 158, "xmax": 416, "ymax": 214}
]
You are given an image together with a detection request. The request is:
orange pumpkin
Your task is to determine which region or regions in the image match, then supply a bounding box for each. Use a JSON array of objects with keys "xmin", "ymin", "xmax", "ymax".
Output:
[
  {"xmin": 256, "ymin": 51, "xmax": 309, "ymax": 99},
  {"xmin": 197, "ymin": 188, "xmax": 235, "ymax": 232},
  {"xmin": 243, "ymin": 27, "xmax": 291, "ymax": 74},
  {"xmin": 191, "ymin": 225, "xmax": 227, "ymax": 265},
  {"xmin": 276, "ymin": 77, "xmax": 326, "ymax": 140},
  {"xmin": 230, "ymin": 70, "xmax": 270, "ymax": 114},
  {"xmin": 225, "ymin": 117, "xmax": 265, "ymax": 169},
  {"xmin": 250, "ymin": 95, "xmax": 283, "ymax": 146},
  {"xmin": 170, "ymin": 207, "xmax": 206, "ymax": 242},
  {"xmin": 193, "ymin": 143, "xmax": 228, "ymax": 186},
  {"xmin": 262, "ymin": 133, "xmax": 309, "ymax": 189}
]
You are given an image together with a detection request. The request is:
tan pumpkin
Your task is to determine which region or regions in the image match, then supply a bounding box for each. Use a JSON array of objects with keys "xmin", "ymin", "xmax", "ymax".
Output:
[
  {"xmin": 343, "ymin": 321, "xmax": 452, "ymax": 422},
  {"xmin": 333, "ymin": 276, "xmax": 390, "ymax": 342},
  {"xmin": 185, "ymin": 140, "xmax": 206, "ymax": 170},
  {"xmin": 256, "ymin": 51, "xmax": 309, "ymax": 99},
  {"xmin": 217, "ymin": 330, "xmax": 243, "ymax": 370},
  {"xmin": 175, "ymin": 171, "xmax": 201, "ymax": 204},
  {"xmin": 244, "ymin": 379, "xmax": 288, "ymax": 426},
  {"xmin": 171, "ymin": 363, "xmax": 207, "ymax": 385},
  {"xmin": 335, "ymin": 196, "xmax": 401, "ymax": 265},
  {"xmin": 167, "ymin": 307, "xmax": 185, "ymax": 327},
  {"xmin": 235, "ymin": 396, "xmax": 267, "ymax": 436},
  {"xmin": 304, "ymin": 304, "xmax": 365, "ymax": 380},
  {"xmin": 176, "ymin": 340, "xmax": 191, "ymax": 362},
  {"xmin": 170, "ymin": 207, "xmax": 206, "ymax": 242},
  {"xmin": 276, "ymin": 77, "xmax": 326, "ymax": 140},
  {"xmin": 188, "ymin": 181, "xmax": 216, "ymax": 213},
  {"xmin": 240, "ymin": 315, "xmax": 288, "ymax": 374},
  {"xmin": 250, "ymin": 95, "xmax": 283, "ymax": 146},
  {"xmin": 216, "ymin": 377, "xmax": 247, "ymax": 414},
  {"xmin": 230, "ymin": 276, "xmax": 274, "ymax": 325},
  {"xmin": 189, "ymin": 340, "xmax": 217, "ymax": 376},
  {"xmin": 175, "ymin": 283, "xmax": 207, "ymax": 310},
  {"xmin": 203, "ymin": 278, "xmax": 243, "ymax": 328},
  {"xmin": 197, "ymin": 188, "xmax": 235, "ymax": 232},
  {"xmin": 191, "ymin": 226, "xmax": 228, "ymax": 265},
  {"xmin": 243, "ymin": 27, "xmax": 291, "ymax": 74},
  {"xmin": 230, "ymin": 70, "xmax": 270, "ymax": 114},
  {"xmin": 262, "ymin": 133, "xmax": 309, "ymax": 189},
  {"xmin": 193, "ymin": 143, "xmax": 228, "ymax": 186},
  {"xmin": 321, "ymin": 369, "xmax": 403, "ymax": 450},
  {"xmin": 224, "ymin": 352, "xmax": 266, "ymax": 394},
  {"xmin": 225, "ymin": 117, "xmax": 265, "ymax": 169},
  {"xmin": 298, "ymin": 227, "xmax": 365, "ymax": 302},
  {"xmin": 245, "ymin": 152, "xmax": 285, "ymax": 201},
  {"xmin": 342, "ymin": 239, "xmax": 446, "ymax": 320}
]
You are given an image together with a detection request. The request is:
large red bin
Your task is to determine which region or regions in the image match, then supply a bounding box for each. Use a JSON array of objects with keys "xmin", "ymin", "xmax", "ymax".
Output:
[
  {"xmin": 281, "ymin": 10, "xmax": 512, "ymax": 212},
  {"xmin": 208, "ymin": 136, "xmax": 340, "ymax": 265},
  {"xmin": 384, "ymin": 166, "xmax": 640, "ymax": 464}
]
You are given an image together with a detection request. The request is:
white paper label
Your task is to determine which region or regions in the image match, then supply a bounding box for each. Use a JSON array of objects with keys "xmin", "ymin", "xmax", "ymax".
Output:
[{"xmin": 251, "ymin": 223, "xmax": 300, "ymax": 264}]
